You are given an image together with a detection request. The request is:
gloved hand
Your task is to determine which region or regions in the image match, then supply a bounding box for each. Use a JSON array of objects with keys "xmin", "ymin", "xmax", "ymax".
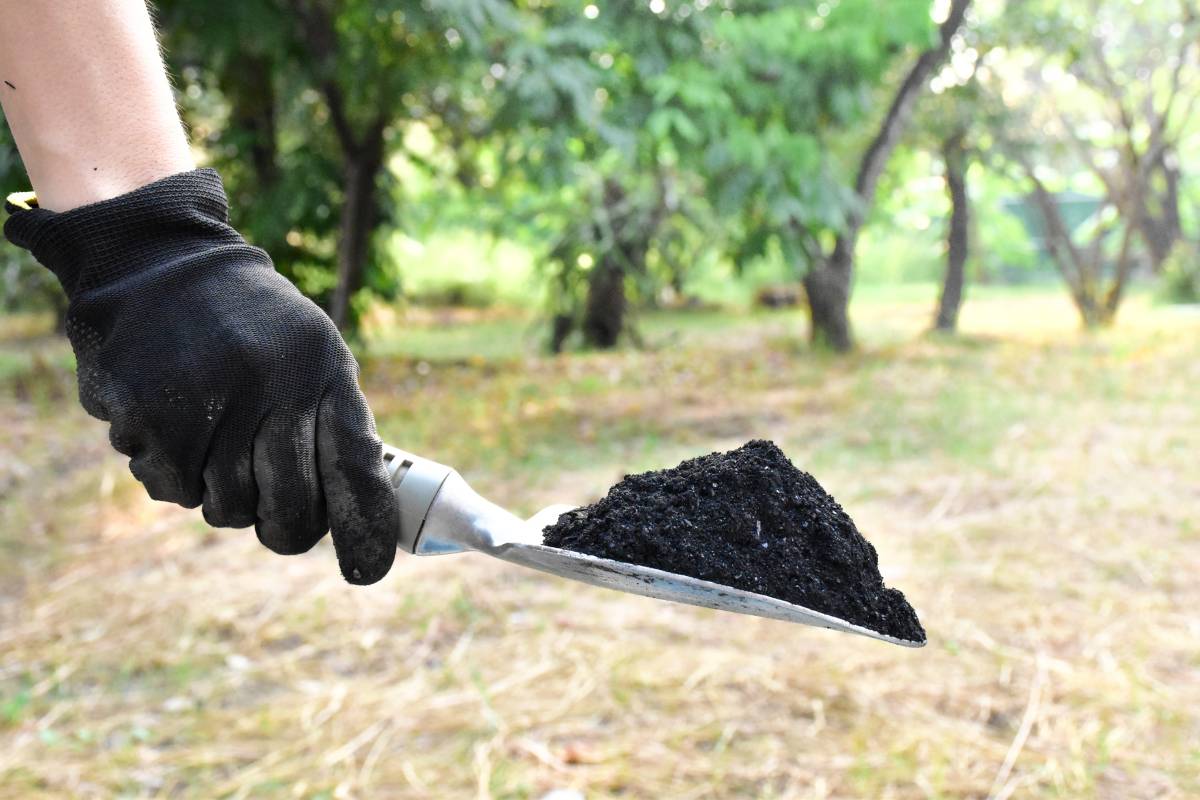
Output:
[{"xmin": 4, "ymin": 168, "xmax": 399, "ymax": 584}]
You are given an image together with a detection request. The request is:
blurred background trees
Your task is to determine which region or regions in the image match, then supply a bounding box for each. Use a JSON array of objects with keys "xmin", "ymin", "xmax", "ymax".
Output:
[
  {"xmin": 156, "ymin": 0, "xmax": 512, "ymax": 331},
  {"xmin": 984, "ymin": 0, "xmax": 1200, "ymax": 327},
  {"xmin": 0, "ymin": 126, "xmax": 63, "ymax": 331},
  {"xmin": 2, "ymin": 0, "xmax": 1198, "ymax": 347}
]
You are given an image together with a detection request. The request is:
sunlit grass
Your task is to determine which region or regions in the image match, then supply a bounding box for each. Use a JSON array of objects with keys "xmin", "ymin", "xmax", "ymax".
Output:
[{"xmin": 2, "ymin": 286, "xmax": 1198, "ymax": 798}]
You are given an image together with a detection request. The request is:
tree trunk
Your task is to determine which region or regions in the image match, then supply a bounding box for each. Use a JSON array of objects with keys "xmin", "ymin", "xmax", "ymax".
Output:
[
  {"xmin": 1158, "ymin": 152, "xmax": 1182, "ymax": 256},
  {"xmin": 580, "ymin": 180, "xmax": 653, "ymax": 349},
  {"xmin": 329, "ymin": 137, "xmax": 384, "ymax": 331},
  {"xmin": 934, "ymin": 133, "xmax": 969, "ymax": 332},
  {"xmin": 803, "ymin": 261, "xmax": 853, "ymax": 351},
  {"xmin": 1023, "ymin": 165, "xmax": 1136, "ymax": 330},
  {"xmin": 804, "ymin": 0, "xmax": 972, "ymax": 349},
  {"xmin": 226, "ymin": 53, "xmax": 279, "ymax": 191},
  {"xmin": 548, "ymin": 314, "xmax": 574, "ymax": 354},
  {"xmin": 1138, "ymin": 149, "xmax": 1182, "ymax": 272},
  {"xmin": 582, "ymin": 256, "xmax": 627, "ymax": 348},
  {"xmin": 291, "ymin": 1, "xmax": 390, "ymax": 333},
  {"xmin": 1100, "ymin": 224, "xmax": 1137, "ymax": 324}
]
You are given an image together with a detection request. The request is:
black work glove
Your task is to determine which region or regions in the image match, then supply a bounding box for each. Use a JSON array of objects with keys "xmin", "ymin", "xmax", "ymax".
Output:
[{"xmin": 4, "ymin": 169, "xmax": 399, "ymax": 584}]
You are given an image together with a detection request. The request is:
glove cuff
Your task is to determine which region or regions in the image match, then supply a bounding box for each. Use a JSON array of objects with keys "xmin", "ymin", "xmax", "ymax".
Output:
[{"xmin": 3, "ymin": 168, "xmax": 245, "ymax": 298}]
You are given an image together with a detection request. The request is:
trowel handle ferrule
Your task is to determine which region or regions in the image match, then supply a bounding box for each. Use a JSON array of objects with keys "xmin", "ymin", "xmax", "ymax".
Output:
[{"xmin": 382, "ymin": 444, "xmax": 455, "ymax": 554}]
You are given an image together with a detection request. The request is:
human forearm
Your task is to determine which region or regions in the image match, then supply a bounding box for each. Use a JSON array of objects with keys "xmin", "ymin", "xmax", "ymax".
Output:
[
  {"xmin": 2, "ymin": 4, "xmax": 400, "ymax": 584},
  {"xmin": 0, "ymin": 0, "xmax": 193, "ymax": 211}
]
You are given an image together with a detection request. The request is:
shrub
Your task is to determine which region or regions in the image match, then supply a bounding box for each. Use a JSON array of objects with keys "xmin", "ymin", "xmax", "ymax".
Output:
[{"xmin": 1157, "ymin": 241, "xmax": 1200, "ymax": 305}]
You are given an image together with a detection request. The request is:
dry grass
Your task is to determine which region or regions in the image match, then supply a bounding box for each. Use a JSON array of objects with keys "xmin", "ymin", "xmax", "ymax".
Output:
[{"xmin": 1, "ymin": 290, "xmax": 1198, "ymax": 799}]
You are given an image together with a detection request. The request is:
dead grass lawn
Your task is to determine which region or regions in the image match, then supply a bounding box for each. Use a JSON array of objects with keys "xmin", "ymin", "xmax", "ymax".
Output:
[{"xmin": 1, "ymin": 292, "xmax": 1197, "ymax": 799}]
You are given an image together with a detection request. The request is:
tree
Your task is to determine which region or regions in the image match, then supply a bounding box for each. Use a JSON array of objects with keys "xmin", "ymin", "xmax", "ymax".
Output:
[
  {"xmin": 653, "ymin": 0, "xmax": 968, "ymax": 351},
  {"xmin": 1039, "ymin": 0, "xmax": 1198, "ymax": 274},
  {"xmin": 910, "ymin": 22, "xmax": 995, "ymax": 334},
  {"xmin": 158, "ymin": 0, "xmax": 511, "ymax": 332},
  {"xmin": 1019, "ymin": 162, "xmax": 1136, "ymax": 327},
  {"xmin": 483, "ymin": 1, "xmax": 982, "ymax": 352},
  {"xmin": 986, "ymin": 0, "xmax": 1200, "ymax": 327},
  {"xmin": 477, "ymin": 0, "xmax": 713, "ymax": 351},
  {"xmin": 803, "ymin": 0, "xmax": 971, "ymax": 349},
  {"xmin": 934, "ymin": 128, "xmax": 970, "ymax": 331}
]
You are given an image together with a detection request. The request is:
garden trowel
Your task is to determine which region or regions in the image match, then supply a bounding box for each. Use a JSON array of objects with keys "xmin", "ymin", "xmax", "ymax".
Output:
[{"xmin": 384, "ymin": 445, "xmax": 924, "ymax": 647}]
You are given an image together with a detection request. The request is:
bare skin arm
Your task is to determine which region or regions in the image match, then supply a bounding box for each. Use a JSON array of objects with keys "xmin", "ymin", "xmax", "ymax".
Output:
[{"xmin": 0, "ymin": 0, "xmax": 194, "ymax": 211}]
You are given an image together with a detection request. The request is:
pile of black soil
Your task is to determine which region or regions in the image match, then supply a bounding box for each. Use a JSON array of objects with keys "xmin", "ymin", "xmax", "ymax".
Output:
[{"xmin": 542, "ymin": 440, "xmax": 925, "ymax": 643}]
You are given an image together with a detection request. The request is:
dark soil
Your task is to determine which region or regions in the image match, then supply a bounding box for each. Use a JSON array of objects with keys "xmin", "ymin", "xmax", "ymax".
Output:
[{"xmin": 542, "ymin": 440, "xmax": 925, "ymax": 643}]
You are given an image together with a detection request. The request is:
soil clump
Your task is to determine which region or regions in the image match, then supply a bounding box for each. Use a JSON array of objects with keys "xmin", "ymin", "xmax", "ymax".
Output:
[{"xmin": 542, "ymin": 440, "xmax": 925, "ymax": 642}]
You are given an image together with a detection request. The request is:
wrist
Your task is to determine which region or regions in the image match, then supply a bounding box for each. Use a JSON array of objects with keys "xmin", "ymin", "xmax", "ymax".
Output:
[
  {"xmin": 19, "ymin": 135, "xmax": 196, "ymax": 213},
  {"xmin": 4, "ymin": 168, "xmax": 251, "ymax": 298}
]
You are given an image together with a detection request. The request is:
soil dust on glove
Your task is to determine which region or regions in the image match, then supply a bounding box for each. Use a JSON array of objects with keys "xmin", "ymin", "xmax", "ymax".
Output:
[{"xmin": 542, "ymin": 440, "xmax": 925, "ymax": 643}]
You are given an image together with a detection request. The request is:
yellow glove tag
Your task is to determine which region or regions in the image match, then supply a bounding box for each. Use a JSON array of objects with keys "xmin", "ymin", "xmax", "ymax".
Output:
[{"xmin": 5, "ymin": 191, "xmax": 38, "ymax": 211}]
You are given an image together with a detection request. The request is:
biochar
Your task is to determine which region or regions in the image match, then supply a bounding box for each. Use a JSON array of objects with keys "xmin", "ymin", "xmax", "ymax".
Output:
[{"xmin": 543, "ymin": 440, "xmax": 925, "ymax": 643}]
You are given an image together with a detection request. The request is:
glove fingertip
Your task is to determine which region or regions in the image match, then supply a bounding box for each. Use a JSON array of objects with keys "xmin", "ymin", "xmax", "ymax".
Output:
[
  {"xmin": 340, "ymin": 539, "xmax": 396, "ymax": 585},
  {"xmin": 330, "ymin": 475, "xmax": 399, "ymax": 585},
  {"xmin": 317, "ymin": 393, "xmax": 400, "ymax": 586},
  {"xmin": 255, "ymin": 517, "xmax": 326, "ymax": 556}
]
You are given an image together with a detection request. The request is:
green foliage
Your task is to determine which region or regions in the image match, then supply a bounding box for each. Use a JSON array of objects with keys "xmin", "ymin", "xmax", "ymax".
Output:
[
  {"xmin": 0, "ymin": 123, "xmax": 27, "ymax": 193},
  {"xmin": 473, "ymin": 1, "xmax": 718, "ymax": 342},
  {"xmin": 980, "ymin": 0, "xmax": 1200, "ymax": 306},
  {"xmin": 0, "ymin": 126, "xmax": 62, "ymax": 318},
  {"xmin": 654, "ymin": 0, "xmax": 936, "ymax": 271},
  {"xmin": 468, "ymin": 0, "xmax": 937, "ymax": 346},
  {"xmin": 1157, "ymin": 241, "xmax": 1200, "ymax": 304},
  {"xmin": 155, "ymin": 0, "xmax": 514, "ymax": 331},
  {"xmin": 0, "ymin": 0, "xmax": 963, "ymax": 342},
  {"xmin": 8, "ymin": 0, "xmax": 1190, "ymax": 341},
  {"xmin": 971, "ymin": 172, "xmax": 1042, "ymax": 280}
]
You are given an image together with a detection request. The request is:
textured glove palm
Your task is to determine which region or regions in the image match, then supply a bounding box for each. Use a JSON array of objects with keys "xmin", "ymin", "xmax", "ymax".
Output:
[{"xmin": 4, "ymin": 169, "xmax": 399, "ymax": 584}]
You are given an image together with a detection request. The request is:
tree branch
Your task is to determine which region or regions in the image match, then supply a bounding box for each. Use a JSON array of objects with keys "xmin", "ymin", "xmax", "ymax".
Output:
[
  {"xmin": 1137, "ymin": 14, "xmax": 1197, "ymax": 183},
  {"xmin": 1103, "ymin": 221, "xmax": 1137, "ymax": 316},
  {"xmin": 1019, "ymin": 159, "xmax": 1087, "ymax": 296},
  {"xmin": 847, "ymin": 0, "xmax": 971, "ymax": 233},
  {"xmin": 287, "ymin": 0, "xmax": 361, "ymax": 155}
]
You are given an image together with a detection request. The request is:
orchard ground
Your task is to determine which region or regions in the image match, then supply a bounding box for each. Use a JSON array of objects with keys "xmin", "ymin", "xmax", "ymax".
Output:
[{"xmin": 1, "ymin": 286, "xmax": 1198, "ymax": 798}]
